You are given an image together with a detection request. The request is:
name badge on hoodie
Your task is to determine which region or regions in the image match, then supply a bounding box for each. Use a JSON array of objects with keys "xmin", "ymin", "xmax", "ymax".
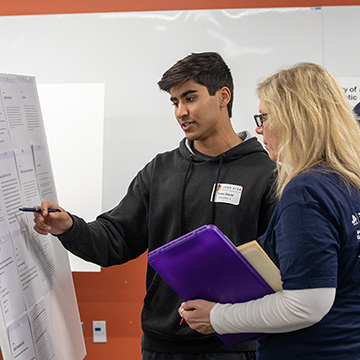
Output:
[{"xmin": 210, "ymin": 183, "xmax": 243, "ymax": 205}]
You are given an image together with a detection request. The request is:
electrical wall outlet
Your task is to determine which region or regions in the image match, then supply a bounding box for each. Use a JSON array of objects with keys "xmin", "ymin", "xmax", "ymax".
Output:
[{"xmin": 93, "ymin": 321, "xmax": 107, "ymax": 343}]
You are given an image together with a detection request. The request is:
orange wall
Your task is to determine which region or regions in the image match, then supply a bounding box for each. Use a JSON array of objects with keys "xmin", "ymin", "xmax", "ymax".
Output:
[
  {"xmin": 1, "ymin": 0, "xmax": 360, "ymax": 15},
  {"xmin": 73, "ymin": 256, "xmax": 147, "ymax": 360},
  {"xmin": 2, "ymin": 1, "xmax": 360, "ymax": 360}
]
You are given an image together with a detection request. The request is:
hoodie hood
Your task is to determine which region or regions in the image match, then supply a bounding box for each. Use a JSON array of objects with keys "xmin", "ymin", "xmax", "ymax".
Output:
[{"xmin": 178, "ymin": 131, "xmax": 268, "ymax": 163}]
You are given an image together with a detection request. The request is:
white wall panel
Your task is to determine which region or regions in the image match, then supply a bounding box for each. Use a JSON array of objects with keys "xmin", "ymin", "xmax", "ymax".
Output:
[{"xmin": 0, "ymin": 8, "xmax": 323, "ymax": 213}]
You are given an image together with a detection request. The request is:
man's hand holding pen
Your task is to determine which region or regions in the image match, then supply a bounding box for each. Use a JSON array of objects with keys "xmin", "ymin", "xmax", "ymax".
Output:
[
  {"xmin": 178, "ymin": 300, "xmax": 216, "ymax": 335},
  {"xmin": 32, "ymin": 201, "xmax": 73, "ymax": 236}
]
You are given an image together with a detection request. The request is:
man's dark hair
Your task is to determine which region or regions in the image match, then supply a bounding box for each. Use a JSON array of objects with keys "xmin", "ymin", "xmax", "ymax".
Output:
[{"xmin": 158, "ymin": 52, "xmax": 234, "ymax": 118}]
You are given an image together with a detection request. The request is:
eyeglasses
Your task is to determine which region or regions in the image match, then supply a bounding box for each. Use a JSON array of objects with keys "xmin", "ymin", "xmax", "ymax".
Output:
[{"xmin": 254, "ymin": 113, "xmax": 268, "ymax": 127}]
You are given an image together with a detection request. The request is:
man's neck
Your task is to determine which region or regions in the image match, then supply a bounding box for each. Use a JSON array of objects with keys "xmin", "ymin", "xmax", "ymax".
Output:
[{"xmin": 193, "ymin": 132, "xmax": 242, "ymax": 157}]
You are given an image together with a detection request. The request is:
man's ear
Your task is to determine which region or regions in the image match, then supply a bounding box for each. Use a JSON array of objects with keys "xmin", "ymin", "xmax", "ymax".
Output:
[{"xmin": 218, "ymin": 87, "xmax": 231, "ymax": 108}]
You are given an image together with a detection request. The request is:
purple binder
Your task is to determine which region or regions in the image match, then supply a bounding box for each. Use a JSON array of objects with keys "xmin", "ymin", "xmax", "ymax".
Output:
[{"xmin": 148, "ymin": 224, "xmax": 273, "ymax": 346}]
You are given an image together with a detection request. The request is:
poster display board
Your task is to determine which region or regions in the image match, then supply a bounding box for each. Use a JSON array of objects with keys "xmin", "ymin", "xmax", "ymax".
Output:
[
  {"xmin": 338, "ymin": 78, "xmax": 360, "ymax": 122},
  {"xmin": 0, "ymin": 74, "xmax": 86, "ymax": 360}
]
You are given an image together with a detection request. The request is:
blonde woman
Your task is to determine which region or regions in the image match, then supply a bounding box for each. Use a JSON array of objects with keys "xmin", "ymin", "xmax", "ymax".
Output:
[{"xmin": 179, "ymin": 63, "xmax": 360, "ymax": 359}]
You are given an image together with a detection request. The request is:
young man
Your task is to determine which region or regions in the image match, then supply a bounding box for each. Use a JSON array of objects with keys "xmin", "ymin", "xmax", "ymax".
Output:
[{"xmin": 34, "ymin": 52, "xmax": 276, "ymax": 359}]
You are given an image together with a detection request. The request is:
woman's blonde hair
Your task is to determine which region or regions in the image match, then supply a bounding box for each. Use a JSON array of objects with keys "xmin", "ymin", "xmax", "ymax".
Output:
[{"xmin": 257, "ymin": 62, "xmax": 360, "ymax": 198}]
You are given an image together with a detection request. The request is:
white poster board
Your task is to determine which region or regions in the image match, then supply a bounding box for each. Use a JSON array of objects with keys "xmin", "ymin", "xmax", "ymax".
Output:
[{"xmin": 0, "ymin": 74, "xmax": 86, "ymax": 360}]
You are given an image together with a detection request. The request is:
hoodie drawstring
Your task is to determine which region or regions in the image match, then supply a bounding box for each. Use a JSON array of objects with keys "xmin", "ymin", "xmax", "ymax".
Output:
[
  {"xmin": 179, "ymin": 155, "xmax": 194, "ymax": 236},
  {"xmin": 211, "ymin": 154, "xmax": 224, "ymax": 224}
]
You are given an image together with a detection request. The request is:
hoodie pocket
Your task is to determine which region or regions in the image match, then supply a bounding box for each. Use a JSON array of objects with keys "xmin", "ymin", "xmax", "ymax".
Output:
[{"xmin": 141, "ymin": 272, "xmax": 194, "ymax": 338}]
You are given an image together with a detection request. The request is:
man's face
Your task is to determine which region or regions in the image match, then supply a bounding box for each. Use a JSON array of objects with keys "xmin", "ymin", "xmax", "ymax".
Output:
[{"xmin": 169, "ymin": 80, "xmax": 222, "ymax": 142}]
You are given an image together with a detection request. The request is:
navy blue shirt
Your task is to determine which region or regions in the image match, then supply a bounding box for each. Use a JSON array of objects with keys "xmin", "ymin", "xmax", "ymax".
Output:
[{"xmin": 258, "ymin": 168, "xmax": 360, "ymax": 359}]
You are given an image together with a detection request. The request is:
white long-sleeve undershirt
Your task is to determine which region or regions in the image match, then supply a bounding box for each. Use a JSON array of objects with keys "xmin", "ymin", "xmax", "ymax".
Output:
[{"xmin": 210, "ymin": 287, "xmax": 336, "ymax": 334}]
